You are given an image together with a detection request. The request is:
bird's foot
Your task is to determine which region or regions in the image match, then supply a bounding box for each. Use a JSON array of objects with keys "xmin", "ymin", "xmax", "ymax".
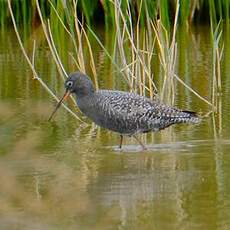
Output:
[{"xmin": 133, "ymin": 135, "xmax": 147, "ymax": 151}]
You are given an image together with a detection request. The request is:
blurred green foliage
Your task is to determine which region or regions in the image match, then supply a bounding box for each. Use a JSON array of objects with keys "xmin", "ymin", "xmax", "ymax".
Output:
[{"xmin": 1, "ymin": 0, "xmax": 230, "ymax": 30}]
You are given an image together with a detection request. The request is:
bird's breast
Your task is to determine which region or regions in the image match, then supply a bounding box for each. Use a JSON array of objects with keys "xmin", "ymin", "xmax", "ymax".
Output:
[{"xmin": 76, "ymin": 95, "xmax": 138, "ymax": 134}]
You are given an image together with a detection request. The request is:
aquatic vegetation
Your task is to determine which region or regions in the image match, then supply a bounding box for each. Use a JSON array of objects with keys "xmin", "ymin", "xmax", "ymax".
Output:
[
  {"xmin": 6, "ymin": 0, "xmax": 226, "ymax": 121},
  {"xmin": 2, "ymin": 3, "xmax": 230, "ymax": 229},
  {"xmin": 7, "ymin": 0, "xmax": 82, "ymax": 121},
  {"xmin": 210, "ymin": 19, "xmax": 224, "ymax": 136},
  {"xmin": 2, "ymin": 0, "xmax": 230, "ymax": 27}
]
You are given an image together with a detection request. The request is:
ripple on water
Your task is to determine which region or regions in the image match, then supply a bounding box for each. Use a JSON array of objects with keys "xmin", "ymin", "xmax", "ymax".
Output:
[{"xmin": 107, "ymin": 139, "xmax": 230, "ymax": 154}]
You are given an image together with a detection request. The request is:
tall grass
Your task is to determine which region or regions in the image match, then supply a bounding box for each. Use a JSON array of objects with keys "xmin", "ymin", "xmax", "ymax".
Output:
[
  {"xmin": 7, "ymin": 0, "xmax": 83, "ymax": 122},
  {"xmin": 2, "ymin": 0, "xmax": 230, "ymax": 29},
  {"xmin": 210, "ymin": 18, "xmax": 224, "ymax": 136},
  {"xmin": 7, "ymin": 0, "xmax": 222, "ymax": 121}
]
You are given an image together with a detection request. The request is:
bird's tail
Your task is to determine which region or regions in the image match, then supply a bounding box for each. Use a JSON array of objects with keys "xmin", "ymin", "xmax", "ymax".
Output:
[{"xmin": 181, "ymin": 110, "xmax": 201, "ymax": 124}]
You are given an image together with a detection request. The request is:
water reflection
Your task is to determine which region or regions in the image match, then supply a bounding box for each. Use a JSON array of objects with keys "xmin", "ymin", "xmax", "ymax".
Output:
[{"xmin": 1, "ymin": 26, "xmax": 230, "ymax": 229}]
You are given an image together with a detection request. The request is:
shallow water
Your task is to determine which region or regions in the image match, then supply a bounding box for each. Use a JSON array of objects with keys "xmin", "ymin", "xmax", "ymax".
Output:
[{"xmin": 1, "ymin": 26, "xmax": 230, "ymax": 229}]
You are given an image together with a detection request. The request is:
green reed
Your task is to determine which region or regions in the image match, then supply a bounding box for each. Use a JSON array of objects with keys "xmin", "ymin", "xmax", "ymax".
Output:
[
  {"xmin": 7, "ymin": 0, "xmax": 225, "ymax": 122},
  {"xmin": 2, "ymin": 0, "xmax": 230, "ymax": 29},
  {"xmin": 210, "ymin": 17, "xmax": 224, "ymax": 136}
]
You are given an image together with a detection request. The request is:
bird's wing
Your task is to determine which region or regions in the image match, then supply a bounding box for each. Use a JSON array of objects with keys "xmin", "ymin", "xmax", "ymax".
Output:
[
  {"xmin": 95, "ymin": 90, "xmax": 198, "ymax": 133},
  {"xmin": 96, "ymin": 90, "xmax": 172, "ymax": 119},
  {"xmin": 94, "ymin": 90, "xmax": 170, "ymax": 133}
]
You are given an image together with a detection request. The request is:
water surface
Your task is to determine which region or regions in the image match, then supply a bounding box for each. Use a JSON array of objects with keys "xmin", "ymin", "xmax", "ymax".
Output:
[{"xmin": 0, "ymin": 26, "xmax": 230, "ymax": 229}]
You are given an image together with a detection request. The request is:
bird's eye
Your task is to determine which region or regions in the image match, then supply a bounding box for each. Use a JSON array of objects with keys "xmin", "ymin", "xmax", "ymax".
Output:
[{"xmin": 66, "ymin": 81, "xmax": 73, "ymax": 88}]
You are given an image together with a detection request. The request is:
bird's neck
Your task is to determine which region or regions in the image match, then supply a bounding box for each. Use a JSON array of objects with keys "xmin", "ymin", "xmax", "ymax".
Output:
[
  {"xmin": 75, "ymin": 91, "xmax": 96, "ymax": 117},
  {"xmin": 74, "ymin": 87, "xmax": 95, "ymax": 98}
]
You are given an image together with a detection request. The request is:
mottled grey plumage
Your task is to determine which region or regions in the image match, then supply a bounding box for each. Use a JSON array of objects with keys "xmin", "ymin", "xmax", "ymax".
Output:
[
  {"xmin": 77, "ymin": 89, "xmax": 200, "ymax": 134},
  {"xmin": 51, "ymin": 71, "xmax": 201, "ymax": 149}
]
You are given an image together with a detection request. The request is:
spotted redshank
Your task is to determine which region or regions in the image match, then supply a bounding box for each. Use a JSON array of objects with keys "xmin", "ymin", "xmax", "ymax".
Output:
[{"xmin": 49, "ymin": 71, "xmax": 201, "ymax": 149}]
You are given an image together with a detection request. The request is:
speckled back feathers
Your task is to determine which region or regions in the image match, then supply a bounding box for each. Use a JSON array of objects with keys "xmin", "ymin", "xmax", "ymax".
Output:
[
  {"xmin": 65, "ymin": 71, "xmax": 200, "ymax": 135},
  {"xmin": 76, "ymin": 89, "xmax": 201, "ymax": 135}
]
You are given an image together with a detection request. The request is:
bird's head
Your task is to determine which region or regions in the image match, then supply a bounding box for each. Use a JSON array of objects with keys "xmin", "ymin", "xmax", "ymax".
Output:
[
  {"xmin": 48, "ymin": 71, "xmax": 94, "ymax": 121},
  {"xmin": 65, "ymin": 71, "xmax": 95, "ymax": 96}
]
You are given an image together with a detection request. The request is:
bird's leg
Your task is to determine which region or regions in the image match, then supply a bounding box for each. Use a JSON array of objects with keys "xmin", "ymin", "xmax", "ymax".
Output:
[
  {"xmin": 119, "ymin": 135, "xmax": 123, "ymax": 149},
  {"xmin": 133, "ymin": 135, "xmax": 147, "ymax": 150}
]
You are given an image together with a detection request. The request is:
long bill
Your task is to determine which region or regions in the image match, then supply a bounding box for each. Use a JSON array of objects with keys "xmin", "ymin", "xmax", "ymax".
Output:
[{"xmin": 48, "ymin": 90, "xmax": 71, "ymax": 121}]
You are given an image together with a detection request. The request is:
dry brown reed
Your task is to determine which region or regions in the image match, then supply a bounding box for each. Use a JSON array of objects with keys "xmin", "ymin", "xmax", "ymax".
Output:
[
  {"xmin": 211, "ymin": 20, "xmax": 224, "ymax": 136},
  {"xmin": 9, "ymin": 0, "xmax": 220, "ymax": 122},
  {"xmin": 7, "ymin": 0, "xmax": 83, "ymax": 122}
]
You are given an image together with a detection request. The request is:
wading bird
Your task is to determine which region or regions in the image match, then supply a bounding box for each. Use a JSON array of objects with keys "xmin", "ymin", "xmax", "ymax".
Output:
[{"xmin": 49, "ymin": 71, "xmax": 200, "ymax": 150}]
